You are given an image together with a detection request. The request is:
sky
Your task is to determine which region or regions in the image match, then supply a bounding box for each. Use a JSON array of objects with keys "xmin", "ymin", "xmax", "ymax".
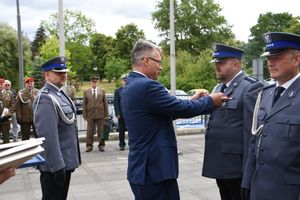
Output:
[{"xmin": 0, "ymin": 0, "xmax": 299, "ymax": 43}]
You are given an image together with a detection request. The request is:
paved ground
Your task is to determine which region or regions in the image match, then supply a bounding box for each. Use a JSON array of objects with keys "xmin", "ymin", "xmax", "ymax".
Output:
[{"xmin": 0, "ymin": 134, "xmax": 219, "ymax": 200}]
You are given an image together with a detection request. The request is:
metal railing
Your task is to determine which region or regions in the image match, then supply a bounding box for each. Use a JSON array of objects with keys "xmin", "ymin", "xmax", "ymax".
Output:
[{"xmin": 75, "ymin": 95, "xmax": 208, "ymax": 132}]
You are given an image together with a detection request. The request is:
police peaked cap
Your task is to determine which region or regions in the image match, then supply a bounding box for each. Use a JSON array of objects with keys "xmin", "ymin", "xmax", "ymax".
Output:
[
  {"xmin": 261, "ymin": 32, "xmax": 300, "ymax": 56},
  {"xmin": 40, "ymin": 56, "xmax": 69, "ymax": 72},
  {"xmin": 211, "ymin": 43, "xmax": 245, "ymax": 63}
]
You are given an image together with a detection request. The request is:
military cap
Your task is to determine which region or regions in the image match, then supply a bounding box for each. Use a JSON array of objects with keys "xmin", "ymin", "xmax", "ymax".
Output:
[
  {"xmin": 89, "ymin": 76, "xmax": 100, "ymax": 81},
  {"xmin": 211, "ymin": 43, "xmax": 245, "ymax": 63},
  {"xmin": 261, "ymin": 32, "xmax": 300, "ymax": 56},
  {"xmin": 40, "ymin": 56, "xmax": 69, "ymax": 72},
  {"xmin": 0, "ymin": 78, "xmax": 4, "ymax": 83},
  {"xmin": 24, "ymin": 77, "xmax": 34, "ymax": 83},
  {"xmin": 120, "ymin": 73, "xmax": 128, "ymax": 80}
]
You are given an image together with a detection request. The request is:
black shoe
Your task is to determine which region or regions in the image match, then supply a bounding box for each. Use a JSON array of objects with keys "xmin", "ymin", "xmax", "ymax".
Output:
[
  {"xmin": 98, "ymin": 146, "xmax": 105, "ymax": 152},
  {"xmin": 85, "ymin": 147, "xmax": 93, "ymax": 152},
  {"xmin": 120, "ymin": 146, "xmax": 125, "ymax": 151}
]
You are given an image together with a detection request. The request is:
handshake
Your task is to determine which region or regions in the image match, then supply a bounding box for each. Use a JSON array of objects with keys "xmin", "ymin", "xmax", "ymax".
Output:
[{"xmin": 190, "ymin": 89, "xmax": 229, "ymax": 107}]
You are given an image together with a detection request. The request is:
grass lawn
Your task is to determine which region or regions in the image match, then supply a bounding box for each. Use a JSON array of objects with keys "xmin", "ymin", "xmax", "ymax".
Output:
[{"xmin": 76, "ymin": 80, "xmax": 117, "ymax": 97}]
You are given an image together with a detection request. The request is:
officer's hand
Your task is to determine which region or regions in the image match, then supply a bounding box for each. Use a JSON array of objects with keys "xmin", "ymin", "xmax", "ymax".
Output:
[
  {"xmin": 209, "ymin": 92, "xmax": 227, "ymax": 107},
  {"xmin": 53, "ymin": 168, "xmax": 66, "ymax": 189},
  {"xmin": 241, "ymin": 187, "xmax": 250, "ymax": 200}
]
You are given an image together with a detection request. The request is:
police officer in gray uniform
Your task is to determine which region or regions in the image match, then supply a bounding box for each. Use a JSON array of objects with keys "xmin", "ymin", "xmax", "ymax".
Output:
[
  {"xmin": 242, "ymin": 32, "xmax": 300, "ymax": 200},
  {"xmin": 202, "ymin": 44, "xmax": 264, "ymax": 200},
  {"xmin": 33, "ymin": 56, "xmax": 81, "ymax": 200}
]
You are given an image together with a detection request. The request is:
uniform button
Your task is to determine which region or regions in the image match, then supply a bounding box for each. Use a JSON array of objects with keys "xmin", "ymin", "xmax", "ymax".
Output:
[
  {"xmin": 260, "ymin": 147, "xmax": 264, "ymax": 151},
  {"xmin": 260, "ymin": 161, "xmax": 264, "ymax": 165}
]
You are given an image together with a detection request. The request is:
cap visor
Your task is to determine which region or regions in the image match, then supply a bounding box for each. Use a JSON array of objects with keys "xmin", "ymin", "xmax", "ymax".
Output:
[
  {"xmin": 210, "ymin": 58, "xmax": 220, "ymax": 63},
  {"xmin": 52, "ymin": 69, "xmax": 69, "ymax": 72}
]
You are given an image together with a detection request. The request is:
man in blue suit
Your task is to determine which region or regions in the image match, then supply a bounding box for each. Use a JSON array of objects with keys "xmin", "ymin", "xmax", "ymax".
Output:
[
  {"xmin": 202, "ymin": 44, "xmax": 264, "ymax": 200},
  {"xmin": 242, "ymin": 32, "xmax": 300, "ymax": 200},
  {"xmin": 121, "ymin": 39, "xmax": 226, "ymax": 200},
  {"xmin": 33, "ymin": 56, "xmax": 81, "ymax": 200}
]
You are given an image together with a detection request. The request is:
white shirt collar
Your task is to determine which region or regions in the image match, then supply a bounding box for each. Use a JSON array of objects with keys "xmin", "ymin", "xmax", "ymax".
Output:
[
  {"xmin": 225, "ymin": 70, "xmax": 243, "ymax": 87},
  {"xmin": 276, "ymin": 73, "xmax": 300, "ymax": 90},
  {"xmin": 133, "ymin": 70, "xmax": 148, "ymax": 78},
  {"xmin": 47, "ymin": 81, "xmax": 61, "ymax": 91}
]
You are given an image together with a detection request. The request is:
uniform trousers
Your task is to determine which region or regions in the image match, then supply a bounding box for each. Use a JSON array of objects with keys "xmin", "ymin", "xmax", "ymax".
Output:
[
  {"xmin": 0, "ymin": 122, "xmax": 10, "ymax": 143},
  {"xmin": 40, "ymin": 170, "xmax": 72, "ymax": 200},
  {"xmin": 130, "ymin": 177, "xmax": 180, "ymax": 200},
  {"xmin": 216, "ymin": 178, "xmax": 242, "ymax": 200},
  {"xmin": 86, "ymin": 118, "xmax": 105, "ymax": 148},
  {"xmin": 20, "ymin": 122, "xmax": 36, "ymax": 140},
  {"xmin": 118, "ymin": 117, "xmax": 126, "ymax": 148}
]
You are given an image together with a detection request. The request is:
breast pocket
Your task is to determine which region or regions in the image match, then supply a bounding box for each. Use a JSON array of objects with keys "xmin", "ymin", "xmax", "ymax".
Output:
[{"xmin": 276, "ymin": 114, "xmax": 300, "ymax": 140}]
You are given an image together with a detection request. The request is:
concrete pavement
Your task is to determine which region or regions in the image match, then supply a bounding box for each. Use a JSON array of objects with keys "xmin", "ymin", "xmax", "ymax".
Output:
[{"xmin": 0, "ymin": 133, "xmax": 219, "ymax": 200}]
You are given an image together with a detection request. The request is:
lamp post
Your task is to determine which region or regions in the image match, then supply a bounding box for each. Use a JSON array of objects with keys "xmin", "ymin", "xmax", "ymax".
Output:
[{"xmin": 16, "ymin": 0, "xmax": 24, "ymax": 89}]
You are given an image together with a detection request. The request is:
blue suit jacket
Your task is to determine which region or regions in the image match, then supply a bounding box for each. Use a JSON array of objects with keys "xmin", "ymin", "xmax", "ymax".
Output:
[
  {"xmin": 242, "ymin": 76, "xmax": 300, "ymax": 200},
  {"xmin": 202, "ymin": 72, "xmax": 264, "ymax": 179},
  {"xmin": 33, "ymin": 82, "xmax": 80, "ymax": 172},
  {"xmin": 121, "ymin": 72, "xmax": 214, "ymax": 185}
]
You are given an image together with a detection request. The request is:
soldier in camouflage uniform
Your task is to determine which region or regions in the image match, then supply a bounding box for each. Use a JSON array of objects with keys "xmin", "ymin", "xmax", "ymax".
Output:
[
  {"xmin": 0, "ymin": 78, "xmax": 15, "ymax": 143},
  {"xmin": 15, "ymin": 77, "xmax": 39, "ymax": 140}
]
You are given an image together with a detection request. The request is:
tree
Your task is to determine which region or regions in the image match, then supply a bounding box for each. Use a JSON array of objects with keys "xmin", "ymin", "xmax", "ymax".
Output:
[
  {"xmin": 0, "ymin": 22, "xmax": 32, "ymax": 88},
  {"xmin": 39, "ymin": 36, "xmax": 73, "ymax": 77},
  {"xmin": 152, "ymin": 0, "xmax": 234, "ymax": 55},
  {"xmin": 114, "ymin": 23, "xmax": 145, "ymax": 66},
  {"xmin": 245, "ymin": 12, "xmax": 294, "ymax": 66},
  {"xmin": 90, "ymin": 33, "xmax": 116, "ymax": 80},
  {"xmin": 31, "ymin": 23, "xmax": 47, "ymax": 60},
  {"xmin": 104, "ymin": 57, "xmax": 128, "ymax": 82},
  {"xmin": 42, "ymin": 9, "xmax": 96, "ymax": 45}
]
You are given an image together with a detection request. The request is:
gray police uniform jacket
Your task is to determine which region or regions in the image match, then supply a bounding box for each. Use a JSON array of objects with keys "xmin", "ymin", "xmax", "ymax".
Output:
[
  {"xmin": 202, "ymin": 72, "xmax": 264, "ymax": 179},
  {"xmin": 33, "ymin": 82, "xmax": 80, "ymax": 172},
  {"xmin": 242, "ymin": 76, "xmax": 300, "ymax": 200}
]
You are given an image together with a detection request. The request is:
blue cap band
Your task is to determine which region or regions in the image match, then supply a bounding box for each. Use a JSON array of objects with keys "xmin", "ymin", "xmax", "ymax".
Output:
[
  {"xmin": 42, "ymin": 63, "xmax": 67, "ymax": 72},
  {"xmin": 266, "ymin": 41, "xmax": 300, "ymax": 50},
  {"xmin": 213, "ymin": 51, "xmax": 243, "ymax": 59}
]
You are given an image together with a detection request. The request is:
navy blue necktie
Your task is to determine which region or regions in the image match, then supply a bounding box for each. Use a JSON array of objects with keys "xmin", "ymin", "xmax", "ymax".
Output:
[
  {"xmin": 220, "ymin": 84, "xmax": 227, "ymax": 92},
  {"xmin": 272, "ymin": 86, "xmax": 285, "ymax": 106}
]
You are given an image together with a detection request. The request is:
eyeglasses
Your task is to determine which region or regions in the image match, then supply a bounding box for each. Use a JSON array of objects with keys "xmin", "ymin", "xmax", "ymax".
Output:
[{"xmin": 144, "ymin": 56, "xmax": 162, "ymax": 66}]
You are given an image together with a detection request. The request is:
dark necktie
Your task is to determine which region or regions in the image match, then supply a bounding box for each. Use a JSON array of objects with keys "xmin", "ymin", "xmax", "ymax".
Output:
[
  {"xmin": 272, "ymin": 86, "xmax": 285, "ymax": 106},
  {"xmin": 220, "ymin": 84, "xmax": 227, "ymax": 93},
  {"xmin": 93, "ymin": 89, "xmax": 96, "ymax": 99}
]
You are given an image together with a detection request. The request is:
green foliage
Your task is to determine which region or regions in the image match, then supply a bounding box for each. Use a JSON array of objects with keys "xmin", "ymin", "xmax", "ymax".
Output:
[
  {"xmin": 90, "ymin": 33, "xmax": 116, "ymax": 80},
  {"xmin": 0, "ymin": 22, "xmax": 32, "ymax": 89},
  {"xmin": 158, "ymin": 49, "xmax": 217, "ymax": 92},
  {"xmin": 31, "ymin": 23, "xmax": 47, "ymax": 60},
  {"xmin": 114, "ymin": 23, "xmax": 145, "ymax": 65},
  {"xmin": 104, "ymin": 57, "xmax": 129, "ymax": 82},
  {"xmin": 152, "ymin": 0, "xmax": 234, "ymax": 55},
  {"xmin": 39, "ymin": 35, "xmax": 72, "ymax": 71},
  {"xmin": 42, "ymin": 9, "xmax": 96, "ymax": 45}
]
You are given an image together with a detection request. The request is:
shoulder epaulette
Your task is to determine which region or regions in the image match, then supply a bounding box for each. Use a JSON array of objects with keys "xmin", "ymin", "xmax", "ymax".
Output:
[
  {"xmin": 42, "ymin": 88, "xmax": 50, "ymax": 94},
  {"xmin": 244, "ymin": 76, "xmax": 258, "ymax": 83},
  {"xmin": 262, "ymin": 83, "xmax": 275, "ymax": 90}
]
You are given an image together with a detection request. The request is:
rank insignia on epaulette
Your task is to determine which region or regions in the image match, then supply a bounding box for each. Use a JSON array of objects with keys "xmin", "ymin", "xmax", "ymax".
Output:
[
  {"xmin": 43, "ymin": 88, "xmax": 50, "ymax": 93},
  {"xmin": 245, "ymin": 76, "xmax": 258, "ymax": 83}
]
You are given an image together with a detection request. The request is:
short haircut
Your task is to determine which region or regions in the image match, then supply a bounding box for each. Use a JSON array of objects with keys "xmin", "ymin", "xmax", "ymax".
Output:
[{"xmin": 131, "ymin": 39, "xmax": 162, "ymax": 66}]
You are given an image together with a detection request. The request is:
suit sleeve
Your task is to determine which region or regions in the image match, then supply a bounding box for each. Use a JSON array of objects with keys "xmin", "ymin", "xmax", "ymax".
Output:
[
  {"xmin": 113, "ymin": 89, "xmax": 120, "ymax": 116},
  {"xmin": 103, "ymin": 90, "xmax": 109, "ymax": 118},
  {"xmin": 145, "ymin": 81, "xmax": 214, "ymax": 118},
  {"xmin": 34, "ymin": 93, "xmax": 65, "ymax": 172}
]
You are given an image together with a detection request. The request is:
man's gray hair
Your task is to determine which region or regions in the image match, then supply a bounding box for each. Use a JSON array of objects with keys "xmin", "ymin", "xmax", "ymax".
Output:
[{"xmin": 131, "ymin": 39, "xmax": 162, "ymax": 66}]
